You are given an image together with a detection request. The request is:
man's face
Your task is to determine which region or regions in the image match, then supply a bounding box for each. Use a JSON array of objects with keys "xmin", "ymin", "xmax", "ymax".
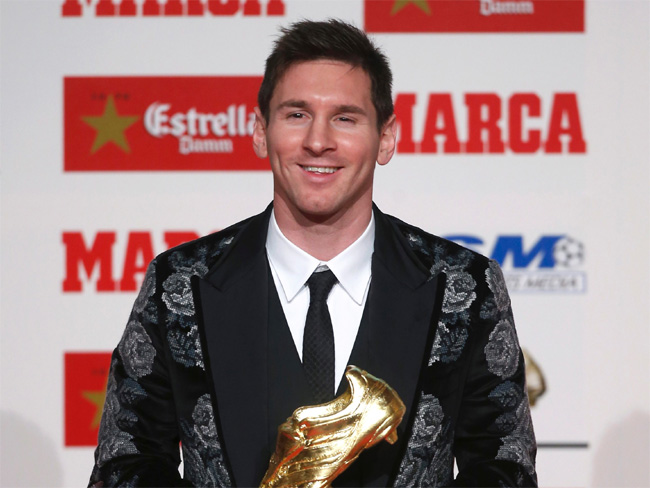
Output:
[{"xmin": 253, "ymin": 60, "xmax": 396, "ymax": 225}]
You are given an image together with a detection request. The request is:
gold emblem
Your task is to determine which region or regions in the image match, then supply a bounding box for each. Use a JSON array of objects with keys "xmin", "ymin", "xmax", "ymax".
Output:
[
  {"xmin": 261, "ymin": 366, "xmax": 405, "ymax": 488},
  {"xmin": 82, "ymin": 390, "xmax": 106, "ymax": 428},
  {"xmin": 523, "ymin": 349, "xmax": 546, "ymax": 407},
  {"xmin": 82, "ymin": 95, "xmax": 139, "ymax": 154},
  {"xmin": 391, "ymin": 0, "xmax": 431, "ymax": 15}
]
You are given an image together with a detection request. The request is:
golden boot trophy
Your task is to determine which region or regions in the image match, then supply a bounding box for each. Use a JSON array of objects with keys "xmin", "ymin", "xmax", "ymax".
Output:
[{"xmin": 261, "ymin": 366, "xmax": 406, "ymax": 488}]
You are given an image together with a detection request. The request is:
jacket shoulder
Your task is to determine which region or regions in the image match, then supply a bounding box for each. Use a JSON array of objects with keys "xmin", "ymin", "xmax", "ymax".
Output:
[
  {"xmin": 384, "ymin": 213, "xmax": 491, "ymax": 274},
  {"xmin": 152, "ymin": 213, "xmax": 257, "ymax": 278}
]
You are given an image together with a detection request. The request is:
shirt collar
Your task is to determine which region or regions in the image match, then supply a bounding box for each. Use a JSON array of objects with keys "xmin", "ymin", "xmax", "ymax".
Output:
[{"xmin": 266, "ymin": 210, "xmax": 375, "ymax": 305}]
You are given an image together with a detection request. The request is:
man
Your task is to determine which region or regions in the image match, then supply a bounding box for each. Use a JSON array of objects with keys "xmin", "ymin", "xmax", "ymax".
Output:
[{"xmin": 90, "ymin": 19, "xmax": 537, "ymax": 487}]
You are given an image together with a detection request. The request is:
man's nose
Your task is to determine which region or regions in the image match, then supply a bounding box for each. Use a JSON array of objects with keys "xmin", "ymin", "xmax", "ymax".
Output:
[{"xmin": 303, "ymin": 118, "xmax": 335, "ymax": 155}]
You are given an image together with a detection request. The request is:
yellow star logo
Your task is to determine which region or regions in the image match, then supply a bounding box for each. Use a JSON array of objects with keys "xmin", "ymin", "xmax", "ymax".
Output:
[
  {"xmin": 391, "ymin": 0, "xmax": 431, "ymax": 15},
  {"xmin": 82, "ymin": 390, "xmax": 106, "ymax": 428},
  {"xmin": 82, "ymin": 95, "xmax": 139, "ymax": 154}
]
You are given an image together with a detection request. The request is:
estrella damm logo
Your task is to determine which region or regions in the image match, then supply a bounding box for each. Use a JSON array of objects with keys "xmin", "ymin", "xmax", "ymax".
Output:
[
  {"xmin": 364, "ymin": 0, "xmax": 584, "ymax": 33},
  {"xmin": 64, "ymin": 352, "xmax": 112, "ymax": 446},
  {"xmin": 64, "ymin": 76, "xmax": 266, "ymax": 171}
]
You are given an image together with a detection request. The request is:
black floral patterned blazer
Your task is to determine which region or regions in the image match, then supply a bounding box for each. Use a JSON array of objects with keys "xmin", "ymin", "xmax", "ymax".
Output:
[{"xmin": 90, "ymin": 204, "xmax": 537, "ymax": 487}]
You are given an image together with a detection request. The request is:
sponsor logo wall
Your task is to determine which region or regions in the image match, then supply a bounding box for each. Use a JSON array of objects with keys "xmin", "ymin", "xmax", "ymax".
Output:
[{"xmin": 1, "ymin": 1, "xmax": 648, "ymax": 487}]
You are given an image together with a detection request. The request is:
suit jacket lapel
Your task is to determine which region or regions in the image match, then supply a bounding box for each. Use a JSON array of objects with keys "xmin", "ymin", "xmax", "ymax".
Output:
[
  {"xmin": 351, "ymin": 206, "xmax": 443, "ymax": 486},
  {"xmin": 196, "ymin": 206, "xmax": 272, "ymax": 487}
]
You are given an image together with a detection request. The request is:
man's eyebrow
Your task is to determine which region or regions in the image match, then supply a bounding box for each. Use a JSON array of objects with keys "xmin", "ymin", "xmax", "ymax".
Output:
[
  {"xmin": 276, "ymin": 99, "xmax": 308, "ymax": 110},
  {"xmin": 275, "ymin": 100, "xmax": 368, "ymax": 116},
  {"xmin": 335, "ymin": 104, "xmax": 367, "ymax": 116}
]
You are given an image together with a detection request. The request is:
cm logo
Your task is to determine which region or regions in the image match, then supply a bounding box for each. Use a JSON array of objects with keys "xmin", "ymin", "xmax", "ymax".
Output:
[{"xmin": 443, "ymin": 235, "xmax": 584, "ymax": 269}]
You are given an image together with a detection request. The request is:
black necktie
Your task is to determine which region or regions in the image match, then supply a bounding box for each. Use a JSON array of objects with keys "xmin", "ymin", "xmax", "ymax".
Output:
[{"xmin": 303, "ymin": 269, "xmax": 338, "ymax": 404}]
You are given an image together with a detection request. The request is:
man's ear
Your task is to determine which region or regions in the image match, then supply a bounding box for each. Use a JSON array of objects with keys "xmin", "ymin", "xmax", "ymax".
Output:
[
  {"xmin": 252, "ymin": 107, "xmax": 268, "ymax": 158},
  {"xmin": 377, "ymin": 114, "xmax": 397, "ymax": 166}
]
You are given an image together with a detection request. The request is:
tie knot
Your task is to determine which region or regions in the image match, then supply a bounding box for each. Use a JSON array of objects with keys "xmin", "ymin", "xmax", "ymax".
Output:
[{"xmin": 307, "ymin": 269, "xmax": 337, "ymax": 302}]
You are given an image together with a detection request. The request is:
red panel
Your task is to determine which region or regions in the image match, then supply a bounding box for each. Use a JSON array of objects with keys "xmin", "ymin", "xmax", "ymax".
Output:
[
  {"xmin": 64, "ymin": 352, "xmax": 112, "ymax": 446},
  {"xmin": 64, "ymin": 76, "xmax": 267, "ymax": 171},
  {"xmin": 364, "ymin": 0, "xmax": 584, "ymax": 33}
]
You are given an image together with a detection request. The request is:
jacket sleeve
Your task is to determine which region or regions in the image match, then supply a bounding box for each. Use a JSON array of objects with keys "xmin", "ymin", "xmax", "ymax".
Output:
[
  {"xmin": 452, "ymin": 259, "xmax": 538, "ymax": 487},
  {"xmin": 89, "ymin": 260, "xmax": 192, "ymax": 487}
]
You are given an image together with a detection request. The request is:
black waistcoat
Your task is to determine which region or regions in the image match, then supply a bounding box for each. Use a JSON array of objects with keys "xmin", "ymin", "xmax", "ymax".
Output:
[{"xmin": 266, "ymin": 268, "xmax": 376, "ymax": 487}]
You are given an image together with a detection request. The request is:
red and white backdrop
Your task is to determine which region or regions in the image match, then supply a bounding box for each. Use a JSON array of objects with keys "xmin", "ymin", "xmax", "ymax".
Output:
[{"xmin": 1, "ymin": 1, "xmax": 648, "ymax": 486}]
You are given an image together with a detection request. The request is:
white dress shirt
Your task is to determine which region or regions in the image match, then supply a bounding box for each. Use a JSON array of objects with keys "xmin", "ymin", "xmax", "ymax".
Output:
[{"xmin": 266, "ymin": 210, "xmax": 374, "ymax": 390}]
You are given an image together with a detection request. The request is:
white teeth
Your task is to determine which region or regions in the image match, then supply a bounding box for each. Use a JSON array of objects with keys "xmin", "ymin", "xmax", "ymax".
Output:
[{"xmin": 303, "ymin": 166, "xmax": 338, "ymax": 174}]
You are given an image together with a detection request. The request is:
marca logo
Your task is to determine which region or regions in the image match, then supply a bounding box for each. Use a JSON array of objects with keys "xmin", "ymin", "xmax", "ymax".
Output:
[
  {"xmin": 62, "ymin": 230, "xmax": 210, "ymax": 292},
  {"xmin": 62, "ymin": 0, "xmax": 284, "ymax": 17},
  {"xmin": 64, "ymin": 76, "xmax": 267, "ymax": 171},
  {"xmin": 444, "ymin": 234, "xmax": 586, "ymax": 293},
  {"xmin": 364, "ymin": 0, "xmax": 584, "ymax": 33},
  {"xmin": 395, "ymin": 92, "xmax": 586, "ymax": 154},
  {"xmin": 64, "ymin": 352, "xmax": 112, "ymax": 446}
]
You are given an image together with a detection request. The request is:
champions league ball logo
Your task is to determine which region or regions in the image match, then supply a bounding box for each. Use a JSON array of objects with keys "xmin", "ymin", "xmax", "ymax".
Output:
[{"xmin": 553, "ymin": 236, "xmax": 585, "ymax": 268}]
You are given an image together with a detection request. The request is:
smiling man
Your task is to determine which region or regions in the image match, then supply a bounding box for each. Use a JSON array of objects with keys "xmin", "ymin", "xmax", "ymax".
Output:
[{"xmin": 90, "ymin": 19, "xmax": 537, "ymax": 487}]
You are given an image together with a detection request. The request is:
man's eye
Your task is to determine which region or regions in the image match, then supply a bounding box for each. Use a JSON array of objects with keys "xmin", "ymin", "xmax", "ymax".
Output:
[
  {"xmin": 288, "ymin": 113, "xmax": 305, "ymax": 119},
  {"xmin": 337, "ymin": 116, "xmax": 354, "ymax": 123}
]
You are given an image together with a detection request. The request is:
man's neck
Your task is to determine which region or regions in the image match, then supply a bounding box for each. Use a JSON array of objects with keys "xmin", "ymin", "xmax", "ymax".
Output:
[{"xmin": 272, "ymin": 202, "xmax": 373, "ymax": 261}]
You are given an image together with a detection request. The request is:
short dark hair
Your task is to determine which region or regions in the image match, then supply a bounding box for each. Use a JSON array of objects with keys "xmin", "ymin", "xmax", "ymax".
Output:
[{"xmin": 258, "ymin": 19, "xmax": 394, "ymax": 130}]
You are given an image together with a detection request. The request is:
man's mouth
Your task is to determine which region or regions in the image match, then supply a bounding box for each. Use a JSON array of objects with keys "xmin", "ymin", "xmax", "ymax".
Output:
[{"xmin": 301, "ymin": 166, "xmax": 339, "ymax": 174}]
